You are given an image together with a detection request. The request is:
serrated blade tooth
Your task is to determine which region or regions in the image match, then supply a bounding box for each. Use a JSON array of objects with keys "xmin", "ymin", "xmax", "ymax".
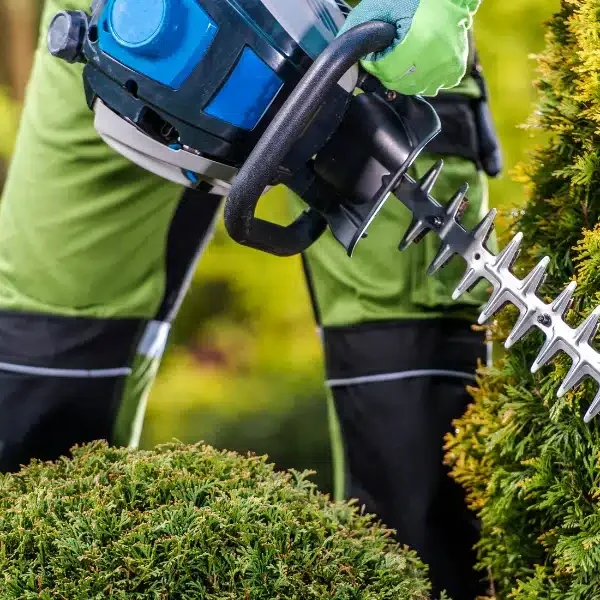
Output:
[
  {"xmin": 504, "ymin": 310, "xmax": 537, "ymax": 349},
  {"xmin": 520, "ymin": 256, "xmax": 550, "ymax": 295},
  {"xmin": 494, "ymin": 232, "xmax": 523, "ymax": 271},
  {"xmin": 452, "ymin": 267, "xmax": 483, "ymax": 301},
  {"xmin": 531, "ymin": 335, "xmax": 562, "ymax": 373},
  {"xmin": 556, "ymin": 360, "xmax": 585, "ymax": 397},
  {"xmin": 471, "ymin": 209, "xmax": 497, "ymax": 245},
  {"xmin": 444, "ymin": 184, "xmax": 469, "ymax": 221},
  {"xmin": 574, "ymin": 307, "xmax": 600, "ymax": 345},
  {"xmin": 428, "ymin": 244, "xmax": 455, "ymax": 275},
  {"xmin": 419, "ymin": 160, "xmax": 444, "ymax": 194},
  {"xmin": 550, "ymin": 281, "xmax": 577, "ymax": 317},
  {"xmin": 584, "ymin": 389, "xmax": 600, "ymax": 423},
  {"xmin": 478, "ymin": 287, "xmax": 517, "ymax": 325},
  {"xmin": 399, "ymin": 218, "xmax": 429, "ymax": 251}
]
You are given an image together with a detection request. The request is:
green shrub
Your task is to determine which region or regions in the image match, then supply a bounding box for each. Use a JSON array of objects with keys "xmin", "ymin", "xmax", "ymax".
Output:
[
  {"xmin": 0, "ymin": 442, "xmax": 430, "ymax": 599},
  {"xmin": 446, "ymin": 1, "xmax": 600, "ymax": 597}
]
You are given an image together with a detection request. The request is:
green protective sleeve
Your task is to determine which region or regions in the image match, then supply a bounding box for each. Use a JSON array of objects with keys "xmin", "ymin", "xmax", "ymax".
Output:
[
  {"xmin": 342, "ymin": 0, "xmax": 482, "ymax": 97},
  {"xmin": 0, "ymin": 0, "xmax": 182, "ymax": 319}
]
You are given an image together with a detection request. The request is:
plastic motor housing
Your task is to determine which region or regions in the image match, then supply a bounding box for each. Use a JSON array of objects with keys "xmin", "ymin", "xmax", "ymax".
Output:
[
  {"xmin": 49, "ymin": 1, "xmax": 431, "ymax": 257},
  {"xmin": 80, "ymin": 0, "xmax": 358, "ymax": 190}
]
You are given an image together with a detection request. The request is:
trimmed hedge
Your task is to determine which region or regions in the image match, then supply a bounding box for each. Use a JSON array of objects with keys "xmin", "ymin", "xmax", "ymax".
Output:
[{"xmin": 0, "ymin": 442, "xmax": 431, "ymax": 599}]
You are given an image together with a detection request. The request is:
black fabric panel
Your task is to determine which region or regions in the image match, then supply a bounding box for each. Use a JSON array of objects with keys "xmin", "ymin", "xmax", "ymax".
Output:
[
  {"xmin": 0, "ymin": 311, "xmax": 144, "ymax": 472},
  {"xmin": 427, "ymin": 96, "xmax": 481, "ymax": 168},
  {"xmin": 0, "ymin": 311, "xmax": 144, "ymax": 370},
  {"xmin": 323, "ymin": 318, "xmax": 486, "ymax": 381},
  {"xmin": 323, "ymin": 320, "xmax": 489, "ymax": 600},
  {"xmin": 156, "ymin": 187, "xmax": 222, "ymax": 323},
  {"xmin": 0, "ymin": 370, "xmax": 128, "ymax": 473},
  {"xmin": 332, "ymin": 372, "xmax": 487, "ymax": 600}
]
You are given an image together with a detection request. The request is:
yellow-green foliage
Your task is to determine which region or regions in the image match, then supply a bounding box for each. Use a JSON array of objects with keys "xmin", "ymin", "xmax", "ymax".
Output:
[{"xmin": 446, "ymin": 2, "xmax": 600, "ymax": 597}]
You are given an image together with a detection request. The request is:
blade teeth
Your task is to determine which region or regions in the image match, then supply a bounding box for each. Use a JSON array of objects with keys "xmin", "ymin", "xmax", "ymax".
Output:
[
  {"xmin": 531, "ymin": 335, "xmax": 561, "ymax": 373},
  {"xmin": 428, "ymin": 244, "xmax": 455, "ymax": 275},
  {"xmin": 494, "ymin": 232, "xmax": 523, "ymax": 271},
  {"xmin": 399, "ymin": 218, "xmax": 429, "ymax": 251},
  {"xmin": 504, "ymin": 310, "xmax": 537, "ymax": 349},
  {"xmin": 444, "ymin": 184, "xmax": 469, "ymax": 222},
  {"xmin": 390, "ymin": 166, "xmax": 600, "ymax": 424},
  {"xmin": 557, "ymin": 360, "xmax": 584, "ymax": 397},
  {"xmin": 550, "ymin": 281, "xmax": 577, "ymax": 317},
  {"xmin": 574, "ymin": 307, "xmax": 600, "ymax": 345},
  {"xmin": 452, "ymin": 267, "xmax": 482, "ymax": 301},
  {"xmin": 520, "ymin": 256, "xmax": 550, "ymax": 295},
  {"xmin": 419, "ymin": 160, "xmax": 444, "ymax": 194},
  {"xmin": 584, "ymin": 388, "xmax": 600, "ymax": 423}
]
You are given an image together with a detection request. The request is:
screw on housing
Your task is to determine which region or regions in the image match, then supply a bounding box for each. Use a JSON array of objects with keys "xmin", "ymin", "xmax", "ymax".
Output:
[{"xmin": 394, "ymin": 159, "xmax": 600, "ymax": 423}]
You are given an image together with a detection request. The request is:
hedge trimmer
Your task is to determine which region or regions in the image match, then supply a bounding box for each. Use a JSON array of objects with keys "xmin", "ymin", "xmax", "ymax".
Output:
[{"xmin": 47, "ymin": 0, "xmax": 600, "ymax": 420}]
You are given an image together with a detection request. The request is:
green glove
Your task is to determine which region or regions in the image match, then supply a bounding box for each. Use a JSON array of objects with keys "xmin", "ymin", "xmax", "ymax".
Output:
[{"xmin": 340, "ymin": 0, "xmax": 481, "ymax": 96}]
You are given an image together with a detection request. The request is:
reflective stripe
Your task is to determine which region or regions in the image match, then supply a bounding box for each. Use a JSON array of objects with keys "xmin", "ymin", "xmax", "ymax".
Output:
[
  {"xmin": 137, "ymin": 320, "xmax": 171, "ymax": 358},
  {"xmin": 0, "ymin": 361, "xmax": 131, "ymax": 379},
  {"xmin": 326, "ymin": 369, "xmax": 477, "ymax": 388}
]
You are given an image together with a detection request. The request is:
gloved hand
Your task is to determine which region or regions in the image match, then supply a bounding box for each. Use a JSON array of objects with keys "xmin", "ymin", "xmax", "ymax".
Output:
[{"xmin": 340, "ymin": 0, "xmax": 481, "ymax": 96}]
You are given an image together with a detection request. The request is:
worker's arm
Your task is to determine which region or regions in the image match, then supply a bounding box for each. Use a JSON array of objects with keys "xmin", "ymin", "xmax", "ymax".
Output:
[{"xmin": 341, "ymin": 0, "xmax": 481, "ymax": 96}]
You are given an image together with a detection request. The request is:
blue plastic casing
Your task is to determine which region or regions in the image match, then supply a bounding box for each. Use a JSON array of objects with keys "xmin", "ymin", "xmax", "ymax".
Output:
[
  {"xmin": 85, "ymin": 0, "xmax": 352, "ymax": 166},
  {"xmin": 99, "ymin": 0, "xmax": 284, "ymax": 129},
  {"xmin": 205, "ymin": 47, "xmax": 283, "ymax": 130},
  {"xmin": 99, "ymin": 0, "xmax": 218, "ymax": 89}
]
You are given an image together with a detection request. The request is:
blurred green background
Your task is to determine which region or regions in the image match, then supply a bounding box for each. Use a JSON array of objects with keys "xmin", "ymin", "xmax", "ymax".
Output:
[{"xmin": 0, "ymin": 0, "xmax": 558, "ymax": 493}]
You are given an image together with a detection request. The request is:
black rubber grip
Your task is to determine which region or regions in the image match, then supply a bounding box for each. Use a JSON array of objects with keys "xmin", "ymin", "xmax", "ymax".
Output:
[{"xmin": 224, "ymin": 21, "xmax": 397, "ymax": 257}]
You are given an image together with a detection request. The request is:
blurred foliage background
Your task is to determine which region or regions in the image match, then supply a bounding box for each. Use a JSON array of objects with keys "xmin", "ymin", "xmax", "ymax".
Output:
[{"xmin": 0, "ymin": 0, "xmax": 558, "ymax": 493}]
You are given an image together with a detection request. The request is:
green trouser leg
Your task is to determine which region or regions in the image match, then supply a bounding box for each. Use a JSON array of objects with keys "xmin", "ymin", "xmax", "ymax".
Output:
[
  {"xmin": 0, "ymin": 0, "xmax": 221, "ymax": 470},
  {"xmin": 112, "ymin": 337, "xmax": 165, "ymax": 448},
  {"xmin": 290, "ymin": 152, "xmax": 495, "ymax": 600},
  {"xmin": 326, "ymin": 390, "xmax": 346, "ymax": 502}
]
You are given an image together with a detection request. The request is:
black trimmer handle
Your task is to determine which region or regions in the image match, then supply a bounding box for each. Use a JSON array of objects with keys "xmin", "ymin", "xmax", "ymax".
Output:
[{"xmin": 224, "ymin": 21, "xmax": 397, "ymax": 257}]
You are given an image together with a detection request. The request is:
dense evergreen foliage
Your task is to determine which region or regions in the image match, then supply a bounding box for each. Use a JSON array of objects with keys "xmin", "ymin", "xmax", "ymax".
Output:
[
  {"xmin": 446, "ymin": 2, "xmax": 600, "ymax": 597},
  {"xmin": 0, "ymin": 442, "xmax": 431, "ymax": 599}
]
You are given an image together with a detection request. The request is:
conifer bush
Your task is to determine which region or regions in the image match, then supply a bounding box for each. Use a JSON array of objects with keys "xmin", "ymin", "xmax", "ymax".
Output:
[
  {"xmin": 0, "ymin": 442, "xmax": 430, "ymax": 599},
  {"xmin": 446, "ymin": 1, "xmax": 600, "ymax": 597}
]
